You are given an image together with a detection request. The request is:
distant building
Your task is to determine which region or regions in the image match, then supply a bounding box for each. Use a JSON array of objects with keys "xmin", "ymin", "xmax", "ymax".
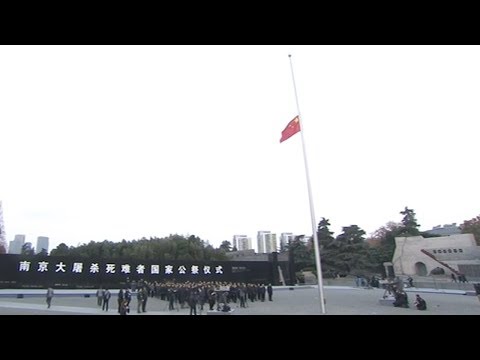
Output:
[
  {"xmin": 424, "ymin": 223, "xmax": 461, "ymax": 236},
  {"xmin": 0, "ymin": 201, "xmax": 6, "ymax": 253},
  {"xmin": 8, "ymin": 234, "xmax": 26, "ymax": 254},
  {"xmin": 232, "ymin": 235, "xmax": 252, "ymax": 251},
  {"xmin": 257, "ymin": 231, "xmax": 277, "ymax": 254},
  {"xmin": 36, "ymin": 236, "xmax": 49, "ymax": 254},
  {"xmin": 280, "ymin": 233, "xmax": 294, "ymax": 252}
]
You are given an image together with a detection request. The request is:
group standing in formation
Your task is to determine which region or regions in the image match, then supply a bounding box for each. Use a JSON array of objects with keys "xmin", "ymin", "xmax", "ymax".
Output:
[{"xmin": 95, "ymin": 280, "xmax": 274, "ymax": 315}]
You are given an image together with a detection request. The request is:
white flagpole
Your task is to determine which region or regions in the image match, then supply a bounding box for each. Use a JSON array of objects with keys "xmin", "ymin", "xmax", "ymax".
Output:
[{"xmin": 288, "ymin": 54, "xmax": 326, "ymax": 314}]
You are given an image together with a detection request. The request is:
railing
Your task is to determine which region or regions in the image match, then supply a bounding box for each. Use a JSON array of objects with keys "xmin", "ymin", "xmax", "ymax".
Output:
[{"xmin": 420, "ymin": 249, "xmax": 461, "ymax": 276}]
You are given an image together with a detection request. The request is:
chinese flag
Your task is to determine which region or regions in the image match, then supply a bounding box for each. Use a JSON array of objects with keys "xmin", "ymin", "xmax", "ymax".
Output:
[{"xmin": 280, "ymin": 116, "xmax": 301, "ymax": 143}]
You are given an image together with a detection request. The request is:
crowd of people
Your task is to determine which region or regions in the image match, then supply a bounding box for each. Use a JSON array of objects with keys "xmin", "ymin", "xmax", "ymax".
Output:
[
  {"xmin": 95, "ymin": 280, "xmax": 274, "ymax": 315},
  {"xmin": 380, "ymin": 276, "xmax": 427, "ymax": 310}
]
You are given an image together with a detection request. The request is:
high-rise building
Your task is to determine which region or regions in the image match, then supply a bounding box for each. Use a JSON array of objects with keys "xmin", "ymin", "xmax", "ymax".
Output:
[
  {"xmin": 8, "ymin": 234, "xmax": 26, "ymax": 254},
  {"xmin": 0, "ymin": 201, "xmax": 6, "ymax": 253},
  {"xmin": 238, "ymin": 237, "xmax": 252, "ymax": 251},
  {"xmin": 280, "ymin": 232, "xmax": 295, "ymax": 251},
  {"xmin": 257, "ymin": 231, "xmax": 278, "ymax": 253},
  {"xmin": 36, "ymin": 236, "xmax": 49, "ymax": 254},
  {"xmin": 232, "ymin": 235, "xmax": 252, "ymax": 251}
]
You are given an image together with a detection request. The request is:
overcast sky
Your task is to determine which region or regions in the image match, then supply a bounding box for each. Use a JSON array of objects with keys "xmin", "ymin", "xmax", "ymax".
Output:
[{"xmin": 1, "ymin": 45, "xmax": 479, "ymax": 252}]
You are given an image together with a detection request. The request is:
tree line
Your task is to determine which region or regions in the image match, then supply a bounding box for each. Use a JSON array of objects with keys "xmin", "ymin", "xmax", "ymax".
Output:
[
  {"xmin": 47, "ymin": 234, "xmax": 228, "ymax": 261},
  {"xmin": 287, "ymin": 207, "xmax": 480, "ymax": 278}
]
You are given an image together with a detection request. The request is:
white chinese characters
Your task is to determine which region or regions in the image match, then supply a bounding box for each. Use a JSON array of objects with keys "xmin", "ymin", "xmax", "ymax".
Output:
[
  {"xmin": 17, "ymin": 260, "xmax": 226, "ymax": 276},
  {"xmin": 136, "ymin": 265, "xmax": 145, "ymax": 274},
  {"xmin": 55, "ymin": 262, "xmax": 67, "ymax": 273},
  {"xmin": 38, "ymin": 261, "xmax": 49, "ymax": 272},
  {"xmin": 106, "ymin": 264, "xmax": 116, "ymax": 274},
  {"xmin": 72, "ymin": 262, "xmax": 83, "ymax": 273},
  {"xmin": 90, "ymin": 263, "xmax": 100, "ymax": 273},
  {"xmin": 19, "ymin": 261, "xmax": 31, "ymax": 272},
  {"xmin": 191, "ymin": 265, "xmax": 199, "ymax": 275}
]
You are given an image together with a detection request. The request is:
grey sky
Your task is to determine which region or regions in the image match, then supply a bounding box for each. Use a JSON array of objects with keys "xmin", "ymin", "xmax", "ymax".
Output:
[{"xmin": 1, "ymin": 45, "xmax": 479, "ymax": 252}]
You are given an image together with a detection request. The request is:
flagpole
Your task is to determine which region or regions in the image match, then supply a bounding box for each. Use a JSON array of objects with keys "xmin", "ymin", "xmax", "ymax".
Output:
[{"xmin": 288, "ymin": 54, "xmax": 326, "ymax": 314}]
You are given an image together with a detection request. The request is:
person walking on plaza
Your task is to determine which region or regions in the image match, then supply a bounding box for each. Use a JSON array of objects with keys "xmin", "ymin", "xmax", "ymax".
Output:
[
  {"xmin": 189, "ymin": 289, "xmax": 199, "ymax": 315},
  {"xmin": 46, "ymin": 287, "xmax": 54, "ymax": 308},
  {"xmin": 117, "ymin": 289, "xmax": 124, "ymax": 313},
  {"xmin": 102, "ymin": 288, "xmax": 111, "ymax": 311},
  {"xmin": 137, "ymin": 287, "xmax": 144, "ymax": 313},
  {"xmin": 124, "ymin": 288, "xmax": 132, "ymax": 308},
  {"xmin": 141, "ymin": 287, "xmax": 148, "ymax": 313},
  {"xmin": 267, "ymin": 284, "xmax": 273, "ymax": 301},
  {"xmin": 96, "ymin": 287, "xmax": 104, "ymax": 306}
]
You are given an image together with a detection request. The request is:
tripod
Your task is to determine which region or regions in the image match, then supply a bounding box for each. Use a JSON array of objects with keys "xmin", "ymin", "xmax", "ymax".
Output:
[{"xmin": 382, "ymin": 283, "xmax": 396, "ymax": 299}]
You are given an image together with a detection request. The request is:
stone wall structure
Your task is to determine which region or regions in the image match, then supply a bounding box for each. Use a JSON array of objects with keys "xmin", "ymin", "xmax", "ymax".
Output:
[{"xmin": 392, "ymin": 233, "xmax": 480, "ymax": 277}]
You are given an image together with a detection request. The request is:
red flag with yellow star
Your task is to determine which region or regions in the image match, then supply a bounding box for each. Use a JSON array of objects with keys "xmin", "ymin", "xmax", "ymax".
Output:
[{"xmin": 280, "ymin": 116, "xmax": 301, "ymax": 143}]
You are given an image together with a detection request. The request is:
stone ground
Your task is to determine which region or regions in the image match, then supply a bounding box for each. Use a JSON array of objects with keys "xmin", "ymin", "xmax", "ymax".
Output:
[{"xmin": 0, "ymin": 286, "xmax": 478, "ymax": 315}]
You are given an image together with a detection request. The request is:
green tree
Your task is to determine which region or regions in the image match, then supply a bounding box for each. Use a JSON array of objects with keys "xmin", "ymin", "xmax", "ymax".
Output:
[
  {"xmin": 287, "ymin": 236, "xmax": 314, "ymax": 272},
  {"xmin": 36, "ymin": 248, "xmax": 48, "ymax": 256},
  {"xmin": 49, "ymin": 234, "xmax": 229, "ymax": 261},
  {"xmin": 50, "ymin": 243, "xmax": 71, "ymax": 256},
  {"xmin": 317, "ymin": 217, "xmax": 335, "ymax": 248},
  {"xmin": 321, "ymin": 225, "xmax": 368, "ymax": 275},
  {"xmin": 219, "ymin": 240, "xmax": 232, "ymax": 252},
  {"xmin": 20, "ymin": 243, "xmax": 35, "ymax": 256},
  {"xmin": 398, "ymin": 207, "xmax": 421, "ymax": 236},
  {"xmin": 460, "ymin": 215, "xmax": 480, "ymax": 245},
  {"xmin": 335, "ymin": 225, "xmax": 366, "ymax": 244}
]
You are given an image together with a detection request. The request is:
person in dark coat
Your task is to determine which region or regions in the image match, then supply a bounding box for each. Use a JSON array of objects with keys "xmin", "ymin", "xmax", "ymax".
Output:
[
  {"xmin": 46, "ymin": 287, "xmax": 54, "ymax": 308},
  {"xmin": 102, "ymin": 288, "xmax": 111, "ymax": 311},
  {"xmin": 96, "ymin": 287, "xmax": 104, "ymax": 306},
  {"xmin": 414, "ymin": 294, "xmax": 427, "ymax": 310},
  {"xmin": 267, "ymin": 284, "xmax": 273, "ymax": 301},
  {"xmin": 259, "ymin": 284, "xmax": 266, "ymax": 302},
  {"xmin": 189, "ymin": 289, "xmax": 199, "ymax": 315},
  {"xmin": 117, "ymin": 289, "xmax": 124, "ymax": 313},
  {"xmin": 119, "ymin": 299, "xmax": 129, "ymax": 315},
  {"xmin": 393, "ymin": 291, "xmax": 409, "ymax": 308},
  {"xmin": 137, "ymin": 288, "xmax": 144, "ymax": 313},
  {"xmin": 124, "ymin": 288, "xmax": 132, "ymax": 307},
  {"xmin": 141, "ymin": 287, "xmax": 148, "ymax": 313},
  {"xmin": 208, "ymin": 291, "xmax": 216, "ymax": 310}
]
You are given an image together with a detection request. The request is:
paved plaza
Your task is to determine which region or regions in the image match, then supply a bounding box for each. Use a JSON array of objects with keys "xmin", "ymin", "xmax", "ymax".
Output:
[{"xmin": 0, "ymin": 286, "xmax": 478, "ymax": 315}]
